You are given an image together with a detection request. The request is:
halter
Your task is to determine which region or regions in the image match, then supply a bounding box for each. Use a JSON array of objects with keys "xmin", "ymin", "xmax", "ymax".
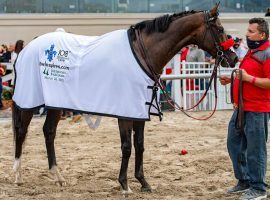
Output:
[
  {"xmin": 201, "ymin": 11, "xmax": 234, "ymax": 67},
  {"xmin": 134, "ymin": 11, "xmax": 234, "ymax": 120}
]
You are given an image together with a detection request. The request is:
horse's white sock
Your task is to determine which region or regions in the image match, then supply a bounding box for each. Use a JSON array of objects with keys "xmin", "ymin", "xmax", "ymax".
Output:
[
  {"xmin": 13, "ymin": 158, "xmax": 21, "ymax": 172},
  {"xmin": 13, "ymin": 157, "xmax": 23, "ymax": 184}
]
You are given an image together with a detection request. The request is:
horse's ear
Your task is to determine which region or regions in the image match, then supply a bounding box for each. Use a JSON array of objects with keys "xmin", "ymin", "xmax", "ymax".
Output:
[{"xmin": 209, "ymin": 2, "xmax": 220, "ymax": 17}]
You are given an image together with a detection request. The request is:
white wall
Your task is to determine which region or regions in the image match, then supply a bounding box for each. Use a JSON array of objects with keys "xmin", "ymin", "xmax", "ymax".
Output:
[{"xmin": 0, "ymin": 13, "xmax": 268, "ymax": 45}]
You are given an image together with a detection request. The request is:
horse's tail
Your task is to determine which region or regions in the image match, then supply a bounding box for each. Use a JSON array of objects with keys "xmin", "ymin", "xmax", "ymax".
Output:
[{"xmin": 12, "ymin": 58, "xmax": 19, "ymax": 143}]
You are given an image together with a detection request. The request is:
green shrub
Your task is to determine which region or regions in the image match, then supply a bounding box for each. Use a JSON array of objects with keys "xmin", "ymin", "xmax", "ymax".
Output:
[{"xmin": 2, "ymin": 88, "xmax": 13, "ymax": 100}]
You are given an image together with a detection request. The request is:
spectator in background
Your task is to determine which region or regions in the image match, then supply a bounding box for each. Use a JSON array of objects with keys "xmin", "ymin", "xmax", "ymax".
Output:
[
  {"xmin": 186, "ymin": 44, "xmax": 205, "ymax": 90},
  {"xmin": 186, "ymin": 44, "xmax": 205, "ymax": 63},
  {"xmin": 11, "ymin": 40, "xmax": 24, "ymax": 86},
  {"xmin": 239, "ymin": 38, "xmax": 248, "ymax": 50},
  {"xmin": 11, "ymin": 40, "xmax": 24, "ymax": 64},
  {"xmin": 8, "ymin": 43, "xmax": 15, "ymax": 55},
  {"xmin": 0, "ymin": 45, "xmax": 4, "ymax": 58},
  {"xmin": 179, "ymin": 46, "xmax": 189, "ymax": 88},
  {"xmin": 185, "ymin": 45, "xmax": 206, "ymax": 109},
  {"xmin": 180, "ymin": 46, "xmax": 189, "ymax": 61},
  {"xmin": 0, "ymin": 44, "xmax": 14, "ymax": 86},
  {"xmin": 265, "ymin": 8, "xmax": 270, "ymax": 17},
  {"xmin": 0, "ymin": 44, "xmax": 11, "ymax": 62},
  {"xmin": 233, "ymin": 37, "xmax": 247, "ymax": 62},
  {"xmin": 204, "ymin": 51, "xmax": 215, "ymax": 64}
]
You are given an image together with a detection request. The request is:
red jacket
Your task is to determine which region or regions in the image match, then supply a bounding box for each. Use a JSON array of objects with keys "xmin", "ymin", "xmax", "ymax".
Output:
[{"xmin": 233, "ymin": 40, "xmax": 270, "ymax": 112}]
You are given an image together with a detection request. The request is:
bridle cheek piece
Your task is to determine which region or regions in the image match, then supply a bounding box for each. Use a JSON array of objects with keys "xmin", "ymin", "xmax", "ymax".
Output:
[{"xmin": 203, "ymin": 12, "xmax": 235, "ymax": 63}]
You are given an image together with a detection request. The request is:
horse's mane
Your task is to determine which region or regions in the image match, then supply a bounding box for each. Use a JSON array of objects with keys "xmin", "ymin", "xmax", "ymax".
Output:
[{"xmin": 133, "ymin": 10, "xmax": 199, "ymax": 34}]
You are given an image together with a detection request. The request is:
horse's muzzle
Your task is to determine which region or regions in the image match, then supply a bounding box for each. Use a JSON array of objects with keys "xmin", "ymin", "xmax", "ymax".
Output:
[{"xmin": 221, "ymin": 49, "xmax": 238, "ymax": 68}]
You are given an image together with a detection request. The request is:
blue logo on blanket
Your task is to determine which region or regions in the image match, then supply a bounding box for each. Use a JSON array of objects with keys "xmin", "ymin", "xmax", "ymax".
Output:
[{"xmin": 45, "ymin": 44, "xmax": 57, "ymax": 62}]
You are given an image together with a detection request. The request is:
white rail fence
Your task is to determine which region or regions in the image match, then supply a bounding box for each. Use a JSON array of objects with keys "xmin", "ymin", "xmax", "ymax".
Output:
[
  {"xmin": 160, "ymin": 54, "xmax": 239, "ymax": 111},
  {"xmin": 1, "ymin": 62, "xmax": 14, "ymax": 90},
  {"xmin": 1, "ymin": 62, "xmax": 13, "ymax": 81}
]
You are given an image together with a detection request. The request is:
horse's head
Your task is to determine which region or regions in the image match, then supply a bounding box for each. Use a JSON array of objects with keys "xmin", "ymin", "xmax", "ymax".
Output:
[{"xmin": 195, "ymin": 3, "xmax": 238, "ymax": 68}]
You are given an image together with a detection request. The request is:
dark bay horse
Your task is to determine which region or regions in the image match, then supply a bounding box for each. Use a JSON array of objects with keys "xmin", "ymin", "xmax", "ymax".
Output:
[{"xmin": 12, "ymin": 4, "xmax": 237, "ymax": 194}]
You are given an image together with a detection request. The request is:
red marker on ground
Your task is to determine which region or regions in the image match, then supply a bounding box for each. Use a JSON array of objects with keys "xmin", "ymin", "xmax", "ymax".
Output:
[{"xmin": 180, "ymin": 150, "xmax": 188, "ymax": 155}]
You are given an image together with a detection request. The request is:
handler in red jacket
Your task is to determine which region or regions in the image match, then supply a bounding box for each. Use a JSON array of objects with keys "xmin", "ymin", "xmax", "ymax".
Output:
[{"xmin": 220, "ymin": 18, "xmax": 270, "ymax": 200}]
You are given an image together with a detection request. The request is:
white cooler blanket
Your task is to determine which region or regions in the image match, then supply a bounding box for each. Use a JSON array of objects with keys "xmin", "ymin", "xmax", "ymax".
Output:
[{"xmin": 13, "ymin": 30, "xmax": 160, "ymax": 120}]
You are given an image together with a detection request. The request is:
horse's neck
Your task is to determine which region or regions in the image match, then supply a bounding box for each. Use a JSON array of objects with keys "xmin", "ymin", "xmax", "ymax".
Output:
[{"xmin": 142, "ymin": 13, "xmax": 203, "ymax": 74}]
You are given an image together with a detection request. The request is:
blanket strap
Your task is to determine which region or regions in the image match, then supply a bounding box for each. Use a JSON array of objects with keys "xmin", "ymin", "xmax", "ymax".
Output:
[{"xmin": 146, "ymin": 85, "xmax": 163, "ymax": 121}]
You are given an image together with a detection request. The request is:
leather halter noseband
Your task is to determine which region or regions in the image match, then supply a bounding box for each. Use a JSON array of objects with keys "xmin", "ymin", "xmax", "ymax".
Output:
[{"xmin": 134, "ymin": 11, "xmax": 234, "ymax": 120}]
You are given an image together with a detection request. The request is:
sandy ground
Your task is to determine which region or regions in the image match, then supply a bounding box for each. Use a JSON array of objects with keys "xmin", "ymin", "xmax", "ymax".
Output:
[{"xmin": 0, "ymin": 110, "xmax": 269, "ymax": 200}]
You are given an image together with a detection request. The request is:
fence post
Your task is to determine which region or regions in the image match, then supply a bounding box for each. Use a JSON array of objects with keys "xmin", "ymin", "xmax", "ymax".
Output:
[
  {"xmin": 172, "ymin": 53, "xmax": 181, "ymax": 110},
  {"xmin": 182, "ymin": 61, "xmax": 186, "ymax": 109}
]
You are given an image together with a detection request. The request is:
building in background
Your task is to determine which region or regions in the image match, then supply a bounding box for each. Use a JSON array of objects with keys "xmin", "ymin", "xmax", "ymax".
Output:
[
  {"xmin": 0, "ymin": 0, "xmax": 269, "ymax": 44},
  {"xmin": 0, "ymin": 0, "xmax": 269, "ymax": 14}
]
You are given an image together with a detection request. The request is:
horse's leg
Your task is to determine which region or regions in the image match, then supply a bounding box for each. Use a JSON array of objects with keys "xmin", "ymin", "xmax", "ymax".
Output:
[
  {"xmin": 133, "ymin": 121, "xmax": 152, "ymax": 192},
  {"xmin": 43, "ymin": 109, "xmax": 66, "ymax": 186},
  {"xmin": 12, "ymin": 104, "xmax": 34, "ymax": 185},
  {"xmin": 118, "ymin": 119, "xmax": 133, "ymax": 195}
]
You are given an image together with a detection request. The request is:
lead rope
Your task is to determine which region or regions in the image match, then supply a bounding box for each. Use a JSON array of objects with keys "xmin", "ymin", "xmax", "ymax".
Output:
[{"xmin": 230, "ymin": 69, "xmax": 244, "ymax": 133}]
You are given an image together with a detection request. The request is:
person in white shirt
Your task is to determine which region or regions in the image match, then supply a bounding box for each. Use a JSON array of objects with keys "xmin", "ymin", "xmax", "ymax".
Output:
[
  {"xmin": 10, "ymin": 40, "xmax": 24, "ymax": 86},
  {"xmin": 233, "ymin": 37, "xmax": 247, "ymax": 62},
  {"xmin": 11, "ymin": 40, "xmax": 24, "ymax": 64}
]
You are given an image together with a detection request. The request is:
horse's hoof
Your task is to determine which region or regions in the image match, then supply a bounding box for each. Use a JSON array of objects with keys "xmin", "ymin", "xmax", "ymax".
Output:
[
  {"xmin": 121, "ymin": 186, "xmax": 133, "ymax": 197},
  {"xmin": 56, "ymin": 181, "xmax": 67, "ymax": 187},
  {"xmin": 14, "ymin": 180, "xmax": 23, "ymax": 186},
  {"xmin": 50, "ymin": 165, "xmax": 66, "ymax": 186},
  {"xmin": 14, "ymin": 174, "xmax": 23, "ymax": 186},
  {"xmin": 141, "ymin": 186, "xmax": 152, "ymax": 193}
]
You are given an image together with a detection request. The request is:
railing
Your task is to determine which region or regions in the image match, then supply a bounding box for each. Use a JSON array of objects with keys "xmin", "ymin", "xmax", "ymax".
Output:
[{"xmin": 160, "ymin": 54, "xmax": 239, "ymax": 111}]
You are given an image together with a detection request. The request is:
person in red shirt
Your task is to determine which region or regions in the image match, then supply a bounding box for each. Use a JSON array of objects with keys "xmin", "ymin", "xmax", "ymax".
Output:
[
  {"xmin": 219, "ymin": 18, "xmax": 270, "ymax": 200},
  {"xmin": 180, "ymin": 46, "xmax": 188, "ymax": 61}
]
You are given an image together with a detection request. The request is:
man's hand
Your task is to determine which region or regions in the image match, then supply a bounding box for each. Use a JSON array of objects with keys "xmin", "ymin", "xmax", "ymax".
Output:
[
  {"xmin": 219, "ymin": 75, "xmax": 231, "ymax": 85},
  {"xmin": 235, "ymin": 69, "xmax": 253, "ymax": 82}
]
